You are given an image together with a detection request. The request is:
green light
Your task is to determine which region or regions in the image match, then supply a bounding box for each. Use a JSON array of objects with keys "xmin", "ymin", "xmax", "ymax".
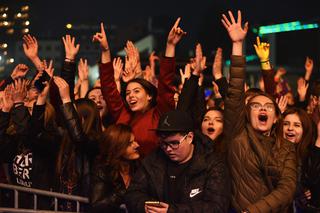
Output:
[{"xmin": 258, "ymin": 21, "xmax": 318, "ymax": 35}]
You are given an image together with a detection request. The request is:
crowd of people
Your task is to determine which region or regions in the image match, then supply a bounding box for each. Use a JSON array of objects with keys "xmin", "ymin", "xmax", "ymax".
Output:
[{"xmin": 0, "ymin": 10, "xmax": 320, "ymax": 213}]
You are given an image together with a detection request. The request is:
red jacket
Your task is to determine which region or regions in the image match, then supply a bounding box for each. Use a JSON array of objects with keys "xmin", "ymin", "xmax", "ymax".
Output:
[{"xmin": 99, "ymin": 57, "xmax": 175, "ymax": 156}]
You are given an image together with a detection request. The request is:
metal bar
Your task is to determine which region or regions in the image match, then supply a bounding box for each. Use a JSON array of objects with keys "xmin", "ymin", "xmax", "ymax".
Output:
[
  {"xmin": 14, "ymin": 189, "xmax": 18, "ymax": 208},
  {"xmin": 0, "ymin": 208, "xmax": 79, "ymax": 213},
  {"xmin": 76, "ymin": 201, "xmax": 80, "ymax": 212},
  {"xmin": 0, "ymin": 183, "xmax": 89, "ymax": 203},
  {"xmin": 54, "ymin": 197, "xmax": 58, "ymax": 211},
  {"xmin": 33, "ymin": 194, "xmax": 37, "ymax": 210}
]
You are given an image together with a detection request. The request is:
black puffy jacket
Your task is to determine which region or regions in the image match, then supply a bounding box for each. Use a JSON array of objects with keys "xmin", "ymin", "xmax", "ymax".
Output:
[{"xmin": 125, "ymin": 133, "xmax": 230, "ymax": 213}]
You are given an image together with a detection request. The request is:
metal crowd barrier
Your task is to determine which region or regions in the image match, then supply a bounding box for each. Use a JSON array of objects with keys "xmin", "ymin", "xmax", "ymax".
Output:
[{"xmin": 0, "ymin": 183, "xmax": 89, "ymax": 213}]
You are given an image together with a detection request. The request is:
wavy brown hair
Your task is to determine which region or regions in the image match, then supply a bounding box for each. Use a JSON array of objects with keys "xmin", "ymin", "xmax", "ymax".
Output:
[
  {"xmin": 56, "ymin": 98, "xmax": 102, "ymax": 183},
  {"xmin": 96, "ymin": 124, "xmax": 133, "ymax": 182},
  {"xmin": 279, "ymin": 107, "xmax": 314, "ymax": 161}
]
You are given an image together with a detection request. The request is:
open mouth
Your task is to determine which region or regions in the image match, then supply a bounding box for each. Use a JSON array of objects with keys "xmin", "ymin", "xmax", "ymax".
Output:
[
  {"xmin": 129, "ymin": 100, "xmax": 137, "ymax": 105},
  {"xmin": 258, "ymin": 114, "xmax": 268, "ymax": 122},
  {"xmin": 285, "ymin": 133, "xmax": 296, "ymax": 141},
  {"xmin": 207, "ymin": 127, "xmax": 215, "ymax": 134}
]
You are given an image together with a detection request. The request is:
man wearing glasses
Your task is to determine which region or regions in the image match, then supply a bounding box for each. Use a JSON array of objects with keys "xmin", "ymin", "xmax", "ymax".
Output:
[{"xmin": 125, "ymin": 110, "xmax": 230, "ymax": 213}]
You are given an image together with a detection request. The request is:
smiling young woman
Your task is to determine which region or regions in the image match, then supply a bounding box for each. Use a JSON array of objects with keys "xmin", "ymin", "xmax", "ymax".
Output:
[{"xmin": 95, "ymin": 20, "xmax": 186, "ymax": 157}]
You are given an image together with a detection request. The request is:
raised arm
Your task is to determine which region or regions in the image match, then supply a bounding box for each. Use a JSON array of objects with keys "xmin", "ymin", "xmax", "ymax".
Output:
[
  {"xmin": 212, "ymin": 48, "xmax": 228, "ymax": 99},
  {"xmin": 254, "ymin": 37, "xmax": 276, "ymax": 96},
  {"xmin": 61, "ymin": 35, "xmax": 80, "ymax": 101},
  {"xmin": 157, "ymin": 18, "xmax": 186, "ymax": 113},
  {"xmin": 78, "ymin": 58, "xmax": 90, "ymax": 98},
  {"xmin": 94, "ymin": 23, "xmax": 128, "ymax": 121},
  {"xmin": 23, "ymin": 34, "xmax": 43, "ymax": 71},
  {"xmin": 221, "ymin": 10, "xmax": 248, "ymax": 140},
  {"xmin": 0, "ymin": 64, "xmax": 29, "ymax": 91}
]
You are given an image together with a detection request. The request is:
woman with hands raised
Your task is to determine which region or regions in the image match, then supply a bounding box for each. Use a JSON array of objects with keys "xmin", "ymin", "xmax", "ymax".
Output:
[
  {"xmin": 222, "ymin": 10, "xmax": 297, "ymax": 213},
  {"xmin": 53, "ymin": 76, "xmax": 102, "ymax": 211},
  {"xmin": 95, "ymin": 19, "xmax": 183, "ymax": 157}
]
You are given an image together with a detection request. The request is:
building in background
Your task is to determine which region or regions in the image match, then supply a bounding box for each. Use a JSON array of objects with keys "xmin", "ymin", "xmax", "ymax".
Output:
[{"xmin": 0, "ymin": 0, "xmax": 30, "ymax": 76}]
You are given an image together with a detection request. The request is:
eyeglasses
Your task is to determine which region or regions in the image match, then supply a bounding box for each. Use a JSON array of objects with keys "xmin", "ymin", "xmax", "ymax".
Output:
[
  {"xmin": 249, "ymin": 102, "xmax": 274, "ymax": 112},
  {"xmin": 159, "ymin": 134, "xmax": 188, "ymax": 150}
]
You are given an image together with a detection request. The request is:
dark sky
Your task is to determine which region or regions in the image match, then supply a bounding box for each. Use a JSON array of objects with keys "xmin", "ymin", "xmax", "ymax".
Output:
[{"xmin": 3, "ymin": 0, "xmax": 320, "ymax": 64}]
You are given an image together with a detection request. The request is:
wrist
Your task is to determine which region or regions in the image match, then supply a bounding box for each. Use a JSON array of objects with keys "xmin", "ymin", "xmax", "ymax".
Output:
[
  {"xmin": 299, "ymin": 94, "xmax": 306, "ymax": 102},
  {"xmin": 65, "ymin": 58, "xmax": 75, "ymax": 62},
  {"xmin": 61, "ymin": 97, "xmax": 71, "ymax": 104},
  {"xmin": 232, "ymin": 42, "xmax": 243, "ymax": 56},
  {"xmin": 101, "ymin": 46, "xmax": 110, "ymax": 52}
]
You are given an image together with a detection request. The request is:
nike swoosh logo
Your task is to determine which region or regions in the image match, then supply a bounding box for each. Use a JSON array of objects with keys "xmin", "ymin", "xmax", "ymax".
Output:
[{"xmin": 189, "ymin": 190, "xmax": 202, "ymax": 198}]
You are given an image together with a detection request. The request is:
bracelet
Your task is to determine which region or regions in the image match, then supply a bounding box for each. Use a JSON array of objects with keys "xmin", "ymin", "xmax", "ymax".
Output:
[
  {"xmin": 65, "ymin": 58, "xmax": 75, "ymax": 62},
  {"xmin": 260, "ymin": 60, "xmax": 269, "ymax": 63},
  {"xmin": 14, "ymin": 102, "xmax": 24, "ymax": 107}
]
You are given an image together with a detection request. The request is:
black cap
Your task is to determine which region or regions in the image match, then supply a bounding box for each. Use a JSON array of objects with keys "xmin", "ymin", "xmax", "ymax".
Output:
[{"xmin": 153, "ymin": 110, "xmax": 194, "ymax": 132}]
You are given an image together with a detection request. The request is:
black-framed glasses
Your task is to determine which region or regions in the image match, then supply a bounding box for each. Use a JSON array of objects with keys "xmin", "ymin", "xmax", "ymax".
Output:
[
  {"xmin": 159, "ymin": 134, "xmax": 188, "ymax": 150},
  {"xmin": 249, "ymin": 102, "xmax": 274, "ymax": 112}
]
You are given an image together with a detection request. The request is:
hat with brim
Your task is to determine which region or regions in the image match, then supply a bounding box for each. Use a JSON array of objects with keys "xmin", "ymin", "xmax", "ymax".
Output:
[{"xmin": 150, "ymin": 110, "xmax": 194, "ymax": 133}]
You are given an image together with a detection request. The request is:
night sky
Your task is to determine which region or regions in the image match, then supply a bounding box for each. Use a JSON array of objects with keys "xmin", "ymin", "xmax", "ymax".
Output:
[{"xmin": 2, "ymin": 0, "xmax": 320, "ymax": 65}]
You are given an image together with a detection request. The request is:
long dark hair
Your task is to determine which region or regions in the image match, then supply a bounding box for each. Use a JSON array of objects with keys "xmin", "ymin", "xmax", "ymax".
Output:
[
  {"xmin": 56, "ymin": 98, "xmax": 102, "ymax": 182},
  {"xmin": 96, "ymin": 124, "xmax": 133, "ymax": 182},
  {"xmin": 279, "ymin": 107, "xmax": 314, "ymax": 161}
]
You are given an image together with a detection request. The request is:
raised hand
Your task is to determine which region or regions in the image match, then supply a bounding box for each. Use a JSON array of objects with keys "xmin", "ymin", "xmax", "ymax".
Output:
[
  {"xmin": 113, "ymin": 57, "xmax": 124, "ymax": 82},
  {"xmin": 35, "ymin": 72, "xmax": 50, "ymax": 105},
  {"xmin": 212, "ymin": 81, "xmax": 222, "ymax": 99},
  {"xmin": 193, "ymin": 43, "xmax": 207, "ymax": 76},
  {"xmin": 179, "ymin": 64, "xmax": 191, "ymax": 85},
  {"xmin": 198, "ymin": 73, "xmax": 204, "ymax": 86},
  {"xmin": 62, "ymin": 35, "xmax": 80, "ymax": 60},
  {"xmin": 125, "ymin": 41, "xmax": 142, "ymax": 76},
  {"xmin": 43, "ymin": 59, "xmax": 54, "ymax": 78},
  {"xmin": 92, "ymin": 22, "xmax": 109, "ymax": 51},
  {"xmin": 122, "ymin": 56, "xmax": 137, "ymax": 83},
  {"xmin": 212, "ymin": 47, "xmax": 223, "ymax": 80},
  {"xmin": 12, "ymin": 79, "xmax": 28, "ymax": 104},
  {"xmin": 53, "ymin": 76, "xmax": 71, "ymax": 104},
  {"xmin": 149, "ymin": 51, "xmax": 159, "ymax": 69},
  {"xmin": 221, "ymin": 10, "xmax": 248, "ymax": 43},
  {"xmin": 275, "ymin": 67, "xmax": 286, "ymax": 82},
  {"xmin": 253, "ymin": 37, "xmax": 270, "ymax": 62},
  {"xmin": 11, "ymin": 64, "xmax": 29, "ymax": 80},
  {"xmin": 78, "ymin": 58, "xmax": 89, "ymax": 81},
  {"xmin": 221, "ymin": 10, "xmax": 248, "ymax": 56},
  {"xmin": 167, "ymin": 17, "xmax": 186, "ymax": 46},
  {"xmin": 93, "ymin": 22, "xmax": 110, "ymax": 63},
  {"xmin": 297, "ymin": 77, "xmax": 309, "ymax": 102},
  {"xmin": 166, "ymin": 17, "xmax": 186, "ymax": 57},
  {"xmin": 304, "ymin": 56, "xmax": 313, "ymax": 81},
  {"xmin": 276, "ymin": 95, "xmax": 288, "ymax": 114},
  {"xmin": 22, "ymin": 34, "xmax": 39, "ymax": 60},
  {"xmin": 2, "ymin": 84, "xmax": 14, "ymax": 112}
]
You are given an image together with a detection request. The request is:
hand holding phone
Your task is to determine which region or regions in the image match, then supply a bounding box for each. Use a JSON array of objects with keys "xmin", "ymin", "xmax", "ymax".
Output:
[
  {"xmin": 34, "ymin": 71, "xmax": 51, "ymax": 92},
  {"xmin": 145, "ymin": 201, "xmax": 162, "ymax": 207}
]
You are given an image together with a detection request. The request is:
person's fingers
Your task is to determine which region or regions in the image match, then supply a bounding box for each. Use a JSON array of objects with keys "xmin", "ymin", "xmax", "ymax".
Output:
[
  {"xmin": 172, "ymin": 17, "xmax": 181, "ymax": 30},
  {"xmin": 228, "ymin": 10, "xmax": 236, "ymax": 24},
  {"xmin": 100, "ymin": 22, "xmax": 105, "ymax": 34},
  {"xmin": 243, "ymin": 22, "xmax": 249, "ymax": 33},
  {"xmin": 237, "ymin": 10, "xmax": 242, "ymax": 24},
  {"xmin": 71, "ymin": 37, "xmax": 75, "ymax": 45},
  {"xmin": 221, "ymin": 19, "xmax": 229, "ymax": 30},
  {"xmin": 256, "ymin": 37, "xmax": 261, "ymax": 46}
]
